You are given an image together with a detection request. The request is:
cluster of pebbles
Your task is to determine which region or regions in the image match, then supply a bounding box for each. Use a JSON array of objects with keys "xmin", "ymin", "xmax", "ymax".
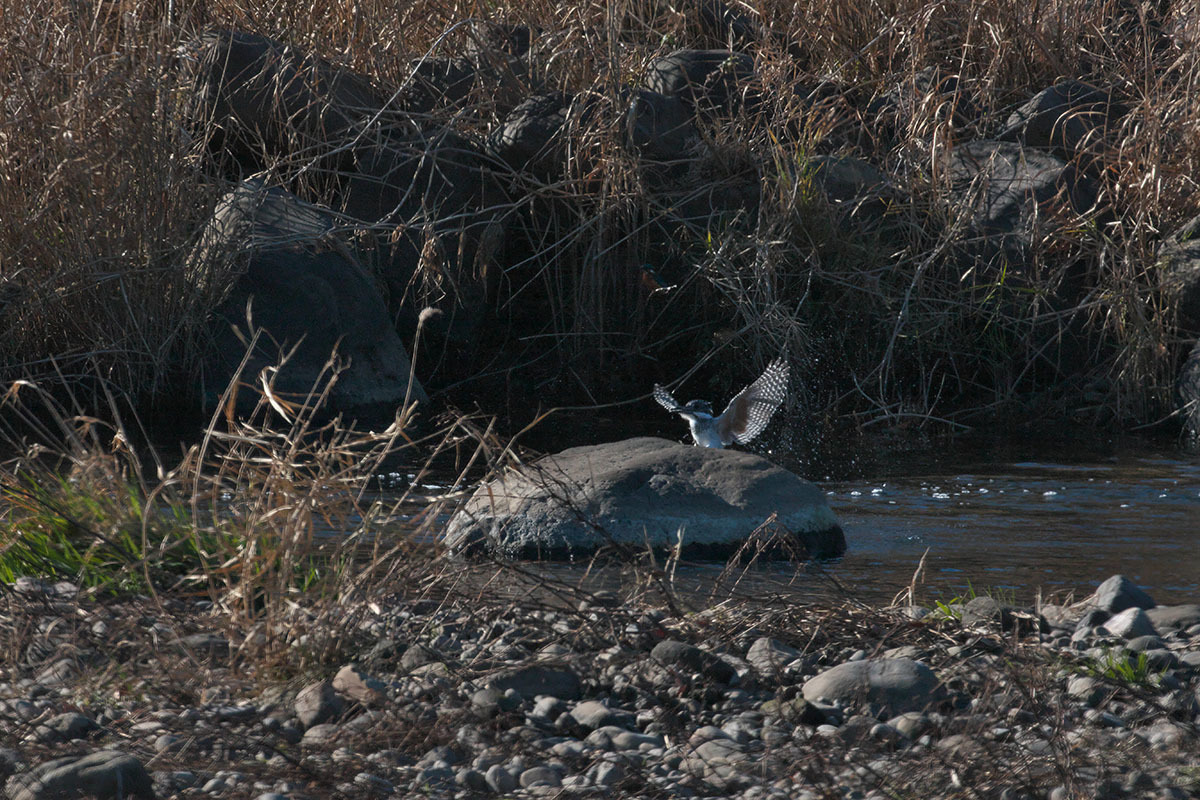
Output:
[{"xmin": 2, "ymin": 572, "xmax": 1199, "ymax": 799}]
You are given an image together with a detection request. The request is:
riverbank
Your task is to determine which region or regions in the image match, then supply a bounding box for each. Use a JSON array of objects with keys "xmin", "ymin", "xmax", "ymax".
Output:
[
  {"xmin": 3, "ymin": 566, "xmax": 1198, "ymax": 800},
  {"xmin": 4, "ymin": 1, "xmax": 1200, "ymax": 441}
]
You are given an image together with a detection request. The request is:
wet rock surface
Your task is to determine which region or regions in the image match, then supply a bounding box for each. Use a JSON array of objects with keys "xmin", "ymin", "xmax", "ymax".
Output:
[{"xmin": 3, "ymin": 572, "xmax": 1200, "ymax": 799}]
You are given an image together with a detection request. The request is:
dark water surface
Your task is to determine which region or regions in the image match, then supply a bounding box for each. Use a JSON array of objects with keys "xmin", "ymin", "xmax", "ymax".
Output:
[{"xmin": 818, "ymin": 453, "xmax": 1200, "ymax": 606}]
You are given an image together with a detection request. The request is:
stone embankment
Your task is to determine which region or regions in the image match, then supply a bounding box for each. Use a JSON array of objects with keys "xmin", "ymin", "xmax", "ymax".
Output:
[{"xmin": 2, "ymin": 573, "xmax": 1199, "ymax": 799}]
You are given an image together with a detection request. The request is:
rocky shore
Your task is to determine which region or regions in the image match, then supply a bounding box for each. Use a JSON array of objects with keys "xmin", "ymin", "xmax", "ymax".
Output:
[{"xmin": 3, "ymin": 572, "xmax": 1199, "ymax": 800}]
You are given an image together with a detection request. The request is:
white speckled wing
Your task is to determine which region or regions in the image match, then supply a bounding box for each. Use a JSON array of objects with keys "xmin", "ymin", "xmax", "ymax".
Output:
[
  {"xmin": 653, "ymin": 383, "xmax": 683, "ymax": 413},
  {"xmin": 717, "ymin": 358, "xmax": 790, "ymax": 445}
]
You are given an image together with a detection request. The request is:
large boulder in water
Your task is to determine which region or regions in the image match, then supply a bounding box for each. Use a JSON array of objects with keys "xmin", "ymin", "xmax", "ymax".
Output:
[
  {"xmin": 444, "ymin": 437, "xmax": 844, "ymax": 559},
  {"xmin": 189, "ymin": 179, "xmax": 427, "ymax": 419}
]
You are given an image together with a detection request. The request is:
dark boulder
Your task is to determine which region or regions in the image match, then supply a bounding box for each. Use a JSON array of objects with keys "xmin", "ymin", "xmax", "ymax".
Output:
[
  {"xmin": 645, "ymin": 50, "xmax": 758, "ymax": 118},
  {"xmin": 651, "ymin": 640, "xmax": 737, "ymax": 684},
  {"xmin": 464, "ymin": 21, "xmax": 542, "ymax": 114},
  {"xmin": 443, "ymin": 436, "xmax": 844, "ymax": 560},
  {"xmin": 691, "ymin": 0, "xmax": 761, "ymax": 50},
  {"xmin": 1076, "ymin": 574, "xmax": 1156, "ymax": 614},
  {"xmin": 337, "ymin": 125, "xmax": 506, "ymax": 336},
  {"xmin": 7, "ymin": 751, "xmax": 153, "ymax": 800},
  {"xmin": 803, "ymin": 658, "xmax": 944, "ymax": 718},
  {"xmin": 1160, "ymin": 213, "xmax": 1200, "ymax": 334},
  {"xmin": 626, "ymin": 89, "xmax": 699, "ymax": 166},
  {"xmin": 943, "ymin": 140, "xmax": 1097, "ymax": 266},
  {"xmin": 1179, "ymin": 338, "xmax": 1200, "ymax": 449},
  {"xmin": 805, "ymin": 154, "xmax": 902, "ymax": 228},
  {"xmin": 183, "ymin": 29, "xmax": 387, "ymax": 173},
  {"xmin": 394, "ymin": 57, "xmax": 478, "ymax": 113},
  {"xmin": 999, "ymin": 80, "xmax": 1127, "ymax": 162},
  {"xmin": 189, "ymin": 179, "xmax": 428, "ymax": 419},
  {"xmin": 486, "ymin": 92, "xmax": 573, "ymax": 179}
]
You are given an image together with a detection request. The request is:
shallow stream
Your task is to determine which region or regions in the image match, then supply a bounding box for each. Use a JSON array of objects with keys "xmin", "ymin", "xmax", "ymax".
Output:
[
  {"xmin": 465, "ymin": 426, "xmax": 1200, "ymax": 608},
  {"xmin": 818, "ymin": 452, "xmax": 1200, "ymax": 606}
]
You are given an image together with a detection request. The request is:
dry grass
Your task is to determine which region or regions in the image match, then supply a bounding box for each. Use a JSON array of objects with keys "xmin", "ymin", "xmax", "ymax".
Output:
[{"xmin": 0, "ymin": 0, "xmax": 1198, "ymax": 433}]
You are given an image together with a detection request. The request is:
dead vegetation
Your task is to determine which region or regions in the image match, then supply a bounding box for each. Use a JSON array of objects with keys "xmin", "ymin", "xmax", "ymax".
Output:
[{"xmin": 0, "ymin": 0, "xmax": 1197, "ymax": 437}]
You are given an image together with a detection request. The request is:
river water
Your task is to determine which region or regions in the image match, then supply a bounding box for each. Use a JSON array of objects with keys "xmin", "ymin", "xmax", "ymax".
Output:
[
  {"xmin": 467, "ymin": 425, "xmax": 1200, "ymax": 608},
  {"xmin": 818, "ymin": 453, "xmax": 1200, "ymax": 606}
]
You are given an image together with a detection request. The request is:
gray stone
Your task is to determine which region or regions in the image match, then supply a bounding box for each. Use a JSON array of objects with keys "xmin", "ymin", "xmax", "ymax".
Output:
[
  {"xmin": 1040, "ymin": 604, "xmax": 1082, "ymax": 631},
  {"xmin": 489, "ymin": 665, "xmax": 582, "ymax": 701},
  {"xmin": 626, "ymin": 89, "xmax": 698, "ymax": 164},
  {"xmin": 154, "ymin": 734, "xmax": 183, "ymax": 753},
  {"xmin": 446, "ymin": 438, "xmax": 843, "ymax": 559},
  {"xmin": 570, "ymin": 700, "xmax": 634, "ymax": 731},
  {"xmin": 584, "ymin": 726, "xmax": 664, "ymax": 751},
  {"xmin": 1084, "ymin": 575, "xmax": 1156, "ymax": 613},
  {"xmin": 889, "ymin": 712, "xmax": 930, "ymax": 739},
  {"xmin": 301, "ymin": 723, "xmax": 340, "ymax": 745},
  {"xmin": 1162, "ymin": 216, "xmax": 1200, "ymax": 335},
  {"xmin": 455, "ymin": 768, "xmax": 488, "ymax": 791},
  {"xmin": 745, "ymin": 638, "xmax": 802, "ymax": 677},
  {"xmin": 1124, "ymin": 635, "xmax": 1167, "ymax": 652},
  {"xmin": 530, "ymin": 696, "xmax": 568, "ymax": 720},
  {"xmin": 652, "ymin": 640, "xmax": 737, "ymax": 684},
  {"xmin": 214, "ymin": 705, "xmax": 256, "ymax": 722},
  {"xmin": 802, "ymin": 658, "xmax": 942, "ymax": 717},
  {"xmin": 34, "ymin": 712, "xmax": 98, "ymax": 743},
  {"xmin": 184, "ymin": 29, "xmax": 384, "ymax": 171},
  {"xmin": 1103, "ymin": 607, "xmax": 1158, "ymax": 640},
  {"xmin": 33, "ymin": 659, "xmax": 76, "ymax": 687},
  {"xmin": 1181, "ymin": 339, "xmax": 1200, "ymax": 447},
  {"xmin": 295, "ymin": 680, "xmax": 345, "ymax": 728},
  {"xmin": 1145, "ymin": 605, "xmax": 1200, "ymax": 633},
  {"xmin": 6, "ymin": 751, "xmax": 153, "ymax": 800},
  {"xmin": 400, "ymin": 644, "xmax": 442, "ymax": 673},
  {"xmin": 519, "ymin": 766, "xmax": 562, "ymax": 788},
  {"xmin": 1067, "ymin": 676, "xmax": 1111, "ymax": 708},
  {"xmin": 1143, "ymin": 649, "xmax": 1178, "ymax": 671},
  {"xmin": 395, "ymin": 57, "xmax": 477, "ymax": 114},
  {"xmin": 591, "ymin": 759, "xmax": 626, "ymax": 786},
  {"xmin": 961, "ymin": 596, "xmax": 1008, "ymax": 628},
  {"xmin": 484, "ymin": 764, "xmax": 517, "ymax": 793},
  {"xmin": 333, "ymin": 664, "xmax": 388, "ymax": 706},
  {"xmin": 806, "ymin": 155, "xmax": 901, "ymax": 228},
  {"xmin": 684, "ymin": 737, "xmax": 747, "ymax": 781},
  {"xmin": 486, "ymin": 92, "xmax": 572, "ymax": 180},
  {"xmin": 471, "ymin": 687, "xmax": 506, "ymax": 715}
]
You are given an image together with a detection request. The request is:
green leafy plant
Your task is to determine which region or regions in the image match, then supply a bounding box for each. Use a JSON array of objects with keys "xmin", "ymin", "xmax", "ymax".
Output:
[{"xmin": 1081, "ymin": 648, "xmax": 1164, "ymax": 688}]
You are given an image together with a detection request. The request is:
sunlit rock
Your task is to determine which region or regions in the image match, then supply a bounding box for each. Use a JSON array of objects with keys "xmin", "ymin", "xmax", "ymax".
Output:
[{"xmin": 443, "ymin": 437, "xmax": 843, "ymax": 560}]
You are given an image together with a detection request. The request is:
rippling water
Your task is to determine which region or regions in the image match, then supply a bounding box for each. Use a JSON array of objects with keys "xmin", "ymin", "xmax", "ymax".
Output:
[
  {"xmin": 378, "ymin": 420, "xmax": 1200, "ymax": 608},
  {"xmin": 817, "ymin": 454, "xmax": 1200, "ymax": 606}
]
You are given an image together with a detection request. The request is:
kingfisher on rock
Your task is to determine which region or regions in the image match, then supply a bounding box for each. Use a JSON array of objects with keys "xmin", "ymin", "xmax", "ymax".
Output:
[{"xmin": 654, "ymin": 358, "xmax": 790, "ymax": 448}]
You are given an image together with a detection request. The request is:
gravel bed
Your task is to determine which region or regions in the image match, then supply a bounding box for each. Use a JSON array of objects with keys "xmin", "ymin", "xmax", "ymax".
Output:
[{"xmin": 2, "ymin": 572, "xmax": 1199, "ymax": 799}]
